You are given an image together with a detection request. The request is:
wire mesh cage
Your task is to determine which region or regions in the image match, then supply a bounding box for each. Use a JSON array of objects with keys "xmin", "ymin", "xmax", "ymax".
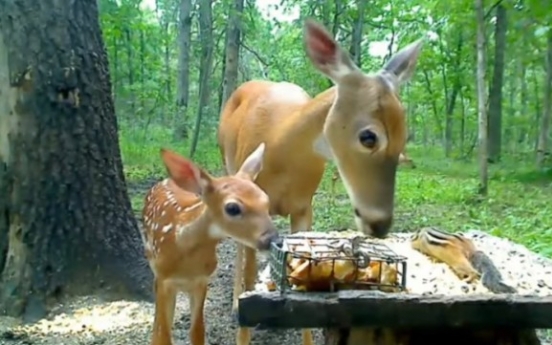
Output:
[{"xmin": 269, "ymin": 234, "xmax": 407, "ymax": 293}]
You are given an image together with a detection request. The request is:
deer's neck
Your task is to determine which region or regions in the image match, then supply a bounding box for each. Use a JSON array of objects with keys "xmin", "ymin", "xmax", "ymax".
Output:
[
  {"xmin": 284, "ymin": 87, "xmax": 336, "ymax": 145},
  {"xmin": 175, "ymin": 203, "xmax": 225, "ymax": 249}
]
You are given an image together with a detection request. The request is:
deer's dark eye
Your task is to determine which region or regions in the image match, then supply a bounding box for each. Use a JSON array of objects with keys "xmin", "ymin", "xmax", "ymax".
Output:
[
  {"xmin": 358, "ymin": 129, "xmax": 378, "ymax": 149},
  {"xmin": 224, "ymin": 202, "xmax": 242, "ymax": 217}
]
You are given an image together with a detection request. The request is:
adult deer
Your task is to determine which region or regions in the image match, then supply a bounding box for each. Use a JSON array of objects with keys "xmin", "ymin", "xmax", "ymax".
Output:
[
  {"xmin": 218, "ymin": 19, "xmax": 423, "ymax": 345},
  {"xmin": 141, "ymin": 144, "xmax": 280, "ymax": 345}
]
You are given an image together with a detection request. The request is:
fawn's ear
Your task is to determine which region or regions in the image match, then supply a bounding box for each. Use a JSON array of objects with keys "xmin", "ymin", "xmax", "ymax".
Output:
[
  {"xmin": 160, "ymin": 148, "xmax": 212, "ymax": 195},
  {"xmin": 236, "ymin": 142, "xmax": 266, "ymax": 181},
  {"xmin": 303, "ymin": 18, "xmax": 358, "ymax": 83}
]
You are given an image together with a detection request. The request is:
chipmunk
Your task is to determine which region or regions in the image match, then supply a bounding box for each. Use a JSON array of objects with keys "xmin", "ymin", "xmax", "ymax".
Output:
[{"xmin": 411, "ymin": 227, "xmax": 516, "ymax": 294}]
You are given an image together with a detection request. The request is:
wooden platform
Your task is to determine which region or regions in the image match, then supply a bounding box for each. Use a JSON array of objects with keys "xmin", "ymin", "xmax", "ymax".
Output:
[{"xmin": 238, "ymin": 290, "xmax": 552, "ymax": 329}]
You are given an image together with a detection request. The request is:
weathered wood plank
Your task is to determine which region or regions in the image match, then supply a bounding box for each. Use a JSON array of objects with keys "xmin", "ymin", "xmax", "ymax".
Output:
[
  {"xmin": 322, "ymin": 327, "xmax": 542, "ymax": 345},
  {"xmin": 238, "ymin": 291, "xmax": 552, "ymax": 329}
]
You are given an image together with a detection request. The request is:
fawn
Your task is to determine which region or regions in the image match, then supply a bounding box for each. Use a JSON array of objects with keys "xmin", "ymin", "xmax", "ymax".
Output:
[{"xmin": 141, "ymin": 143, "xmax": 280, "ymax": 345}]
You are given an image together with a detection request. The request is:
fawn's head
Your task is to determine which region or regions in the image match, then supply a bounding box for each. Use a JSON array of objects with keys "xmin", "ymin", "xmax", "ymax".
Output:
[
  {"xmin": 160, "ymin": 143, "xmax": 279, "ymax": 251},
  {"xmin": 304, "ymin": 19, "xmax": 423, "ymax": 238}
]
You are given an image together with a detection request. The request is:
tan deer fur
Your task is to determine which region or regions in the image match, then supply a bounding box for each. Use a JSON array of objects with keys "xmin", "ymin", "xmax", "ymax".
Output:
[
  {"xmin": 217, "ymin": 19, "xmax": 424, "ymax": 345},
  {"xmin": 141, "ymin": 143, "xmax": 280, "ymax": 345}
]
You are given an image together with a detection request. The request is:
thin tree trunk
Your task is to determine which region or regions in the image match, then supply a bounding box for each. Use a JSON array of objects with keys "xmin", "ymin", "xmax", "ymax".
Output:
[
  {"xmin": 189, "ymin": 0, "xmax": 214, "ymax": 158},
  {"xmin": 113, "ymin": 37, "xmax": 118, "ymax": 106},
  {"xmin": 140, "ymin": 28, "xmax": 146, "ymax": 113},
  {"xmin": 460, "ymin": 88, "xmax": 467, "ymax": 152},
  {"xmin": 444, "ymin": 30, "xmax": 464, "ymax": 157},
  {"xmin": 125, "ymin": 28, "xmax": 135, "ymax": 115},
  {"xmin": 475, "ymin": 0, "xmax": 488, "ymax": 195},
  {"xmin": 349, "ymin": 0, "xmax": 365, "ymax": 68},
  {"xmin": 487, "ymin": 4, "xmax": 507, "ymax": 162},
  {"xmin": 536, "ymin": 28, "xmax": 552, "ymax": 168},
  {"xmin": 220, "ymin": 0, "xmax": 245, "ymax": 111},
  {"xmin": 174, "ymin": 0, "xmax": 192, "ymax": 140}
]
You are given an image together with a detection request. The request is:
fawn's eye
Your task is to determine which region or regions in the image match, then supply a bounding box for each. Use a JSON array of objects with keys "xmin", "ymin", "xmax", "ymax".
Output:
[
  {"xmin": 358, "ymin": 129, "xmax": 378, "ymax": 149},
  {"xmin": 224, "ymin": 202, "xmax": 242, "ymax": 217}
]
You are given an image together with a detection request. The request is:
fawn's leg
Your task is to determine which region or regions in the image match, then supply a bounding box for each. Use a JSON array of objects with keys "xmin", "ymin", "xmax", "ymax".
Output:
[
  {"xmin": 291, "ymin": 206, "xmax": 315, "ymax": 345},
  {"xmin": 189, "ymin": 281, "xmax": 208, "ymax": 345},
  {"xmin": 151, "ymin": 278, "xmax": 177, "ymax": 345},
  {"xmin": 232, "ymin": 243, "xmax": 245, "ymax": 313}
]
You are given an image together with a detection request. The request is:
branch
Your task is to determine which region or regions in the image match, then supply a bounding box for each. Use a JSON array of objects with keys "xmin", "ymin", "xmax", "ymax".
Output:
[
  {"xmin": 240, "ymin": 42, "xmax": 270, "ymax": 67},
  {"xmin": 484, "ymin": 0, "xmax": 505, "ymax": 19}
]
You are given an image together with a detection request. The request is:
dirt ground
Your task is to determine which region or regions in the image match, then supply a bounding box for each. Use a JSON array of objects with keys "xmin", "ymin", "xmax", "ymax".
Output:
[
  {"xmin": 0, "ymin": 237, "xmax": 324, "ymax": 345},
  {"xmin": 0, "ymin": 179, "xmax": 323, "ymax": 345}
]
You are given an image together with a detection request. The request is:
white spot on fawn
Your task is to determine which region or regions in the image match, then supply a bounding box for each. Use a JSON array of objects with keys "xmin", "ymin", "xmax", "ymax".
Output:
[{"xmin": 162, "ymin": 224, "xmax": 173, "ymax": 233}]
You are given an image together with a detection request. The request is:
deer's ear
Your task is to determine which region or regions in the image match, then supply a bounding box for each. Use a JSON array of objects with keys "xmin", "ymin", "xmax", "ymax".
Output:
[
  {"xmin": 236, "ymin": 143, "xmax": 266, "ymax": 181},
  {"xmin": 303, "ymin": 19, "xmax": 358, "ymax": 83},
  {"xmin": 381, "ymin": 38, "xmax": 424, "ymax": 87},
  {"xmin": 160, "ymin": 148, "xmax": 212, "ymax": 195}
]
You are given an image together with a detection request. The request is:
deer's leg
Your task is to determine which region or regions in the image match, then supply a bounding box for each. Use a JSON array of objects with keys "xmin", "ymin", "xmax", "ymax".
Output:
[
  {"xmin": 290, "ymin": 206, "xmax": 315, "ymax": 345},
  {"xmin": 232, "ymin": 243, "xmax": 245, "ymax": 313},
  {"xmin": 151, "ymin": 278, "xmax": 177, "ymax": 345},
  {"xmin": 236, "ymin": 246, "xmax": 258, "ymax": 345},
  {"xmin": 189, "ymin": 280, "xmax": 208, "ymax": 345},
  {"xmin": 290, "ymin": 205, "xmax": 313, "ymax": 233}
]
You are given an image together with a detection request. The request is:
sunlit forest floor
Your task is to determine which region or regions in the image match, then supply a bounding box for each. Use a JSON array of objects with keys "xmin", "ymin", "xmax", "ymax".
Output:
[{"xmin": 1, "ymin": 124, "xmax": 551, "ymax": 344}]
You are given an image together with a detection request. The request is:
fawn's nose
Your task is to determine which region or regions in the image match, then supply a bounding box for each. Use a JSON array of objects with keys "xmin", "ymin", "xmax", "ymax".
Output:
[{"xmin": 257, "ymin": 227, "xmax": 280, "ymax": 251}]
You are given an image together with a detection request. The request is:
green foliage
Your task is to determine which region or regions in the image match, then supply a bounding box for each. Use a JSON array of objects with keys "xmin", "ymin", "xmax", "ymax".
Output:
[{"xmin": 120, "ymin": 126, "xmax": 552, "ymax": 257}]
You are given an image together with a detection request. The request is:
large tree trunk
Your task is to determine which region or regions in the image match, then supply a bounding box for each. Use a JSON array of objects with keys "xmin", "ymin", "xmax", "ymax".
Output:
[
  {"xmin": 487, "ymin": 4, "xmax": 507, "ymax": 163},
  {"xmin": 220, "ymin": 0, "xmax": 245, "ymax": 110},
  {"xmin": 173, "ymin": 0, "xmax": 192, "ymax": 141},
  {"xmin": 536, "ymin": 27, "xmax": 552, "ymax": 168},
  {"xmin": 475, "ymin": 0, "xmax": 488, "ymax": 195},
  {"xmin": 0, "ymin": 0, "xmax": 153, "ymax": 321}
]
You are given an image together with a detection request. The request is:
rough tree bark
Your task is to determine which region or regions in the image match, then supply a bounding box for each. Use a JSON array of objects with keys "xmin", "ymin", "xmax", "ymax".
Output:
[
  {"xmin": 189, "ymin": 0, "xmax": 214, "ymax": 158},
  {"xmin": 220, "ymin": 0, "xmax": 245, "ymax": 111},
  {"xmin": 0, "ymin": 0, "xmax": 153, "ymax": 321},
  {"xmin": 536, "ymin": 28, "xmax": 552, "ymax": 169},
  {"xmin": 475, "ymin": 0, "xmax": 488, "ymax": 195},
  {"xmin": 487, "ymin": 4, "xmax": 507, "ymax": 163},
  {"xmin": 173, "ymin": 0, "xmax": 192, "ymax": 141}
]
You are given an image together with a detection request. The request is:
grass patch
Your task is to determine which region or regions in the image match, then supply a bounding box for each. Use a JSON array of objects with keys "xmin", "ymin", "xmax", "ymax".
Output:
[{"xmin": 120, "ymin": 124, "xmax": 552, "ymax": 258}]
